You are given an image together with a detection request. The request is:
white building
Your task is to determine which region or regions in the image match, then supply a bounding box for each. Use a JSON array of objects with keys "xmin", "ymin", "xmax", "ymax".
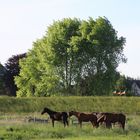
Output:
[{"xmin": 131, "ymin": 81, "xmax": 140, "ymax": 96}]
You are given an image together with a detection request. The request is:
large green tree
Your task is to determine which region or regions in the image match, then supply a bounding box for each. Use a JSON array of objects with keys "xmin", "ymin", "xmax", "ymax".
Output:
[{"xmin": 15, "ymin": 17, "xmax": 126, "ymax": 97}]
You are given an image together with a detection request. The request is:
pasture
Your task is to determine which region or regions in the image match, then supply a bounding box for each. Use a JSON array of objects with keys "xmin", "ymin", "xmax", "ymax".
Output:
[{"xmin": 0, "ymin": 96, "xmax": 140, "ymax": 139}]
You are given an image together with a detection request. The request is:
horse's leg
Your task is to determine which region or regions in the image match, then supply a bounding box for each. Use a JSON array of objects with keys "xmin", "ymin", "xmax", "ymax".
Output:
[
  {"xmin": 63, "ymin": 120, "xmax": 69, "ymax": 127},
  {"xmin": 62, "ymin": 114, "xmax": 68, "ymax": 127},
  {"xmin": 122, "ymin": 123, "xmax": 125, "ymax": 130},
  {"xmin": 91, "ymin": 121, "xmax": 95, "ymax": 127},
  {"xmin": 79, "ymin": 120, "xmax": 82, "ymax": 128},
  {"xmin": 94, "ymin": 120, "xmax": 99, "ymax": 128},
  {"xmin": 106, "ymin": 122, "xmax": 111, "ymax": 129},
  {"xmin": 66, "ymin": 119, "xmax": 69, "ymax": 126},
  {"xmin": 62, "ymin": 118, "xmax": 68, "ymax": 127},
  {"xmin": 121, "ymin": 121, "xmax": 125, "ymax": 130},
  {"xmin": 108, "ymin": 122, "xmax": 112, "ymax": 129},
  {"xmin": 80, "ymin": 122, "xmax": 82, "ymax": 128},
  {"xmin": 63, "ymin": 120, "xmax": 67, "ymax": 127},
  {"xmin": 63, "ymin": 121, "xmax": 66, "ymax": 127},
  {"xmin": 52, "ymin": 119, "xmax": 54, "ymax": 127}
]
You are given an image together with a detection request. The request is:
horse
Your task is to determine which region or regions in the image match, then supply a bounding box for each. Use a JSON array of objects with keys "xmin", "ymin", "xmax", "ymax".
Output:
[
  {"xmin": 97, "ymin": 112, "xmax": 126, "ymax": 130},
  {"xmin": 41, "ymin": 107, "xmax": 69, "ymax": 127},
  {"xmin": 69, "ymin": 111, "xmax": 99, "ymax": 128},
  {"xmin": 92, "ymin": 112, "xmax": 105, "ymax": 125}
]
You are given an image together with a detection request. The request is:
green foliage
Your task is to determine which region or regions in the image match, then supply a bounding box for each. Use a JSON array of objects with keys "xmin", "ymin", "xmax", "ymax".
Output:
[
  {"xmin": 4, "ymin": 53, "xmax": 26, "ymax": 96},
  {"xmin": 15, "ymin": 17, "xmax": 126, "ymax": 96},
  {"xmin": 15, "ymin": 41, "xmax": 60, "ymax": 97},
  {"xmin": 0, "ymin": 64, "xmax": 5, "ymax": 89},
  {"xmin": 0, "ymin": 63, "xmax": 7, "ymax": 95}
]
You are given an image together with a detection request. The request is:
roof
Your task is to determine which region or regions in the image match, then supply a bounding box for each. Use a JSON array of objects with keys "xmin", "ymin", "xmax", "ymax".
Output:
[
  {"xmin": 126, "ymin": 79, "xmax": 140, "ymax": 89},
  {"xmin": 132, "ymin": 80, "xmax": 140, "ymax": 88}
]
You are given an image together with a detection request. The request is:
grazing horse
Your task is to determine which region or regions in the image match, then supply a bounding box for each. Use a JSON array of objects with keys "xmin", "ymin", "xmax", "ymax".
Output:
[
  {"xmin": 41, "ymin": 107, "xmax": 69, "ymax": 127},
  {"xmin": 97, "ymin": 112, "xmax": 126, "ymax": 130},
  {"xmin": 69, "ymin": 111, "xmax": 98, "ymax": 128}
]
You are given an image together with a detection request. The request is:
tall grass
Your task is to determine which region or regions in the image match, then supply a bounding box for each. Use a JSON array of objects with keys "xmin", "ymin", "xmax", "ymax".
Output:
[
  {"xmin": 0, "ymin": 119, "xmax": 140, "ymax": 140},
  {"xmin": 0, "ymin": 96, "xmax": 140, "ymax": 114}
]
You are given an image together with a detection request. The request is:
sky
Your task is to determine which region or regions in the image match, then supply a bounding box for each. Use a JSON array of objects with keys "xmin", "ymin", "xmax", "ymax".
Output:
[{"xmin": 0, "ymin": 0, "xmax": 140, "ymax": 78}]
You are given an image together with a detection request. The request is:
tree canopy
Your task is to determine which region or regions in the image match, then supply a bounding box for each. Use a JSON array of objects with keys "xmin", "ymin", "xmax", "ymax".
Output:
[
  {"xmin": 15, "ymin": 17, "xmax": 126, "ymax": 97},
  {"xmin": 0, "ymin": 63, "xmax": 7, "ymax": 95},
  {"xmin": 5, "ymin": 53, "xmax": 26, "ymax": 96}
]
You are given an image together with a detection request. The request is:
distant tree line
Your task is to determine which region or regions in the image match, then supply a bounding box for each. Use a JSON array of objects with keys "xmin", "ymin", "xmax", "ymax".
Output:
[{"xmin": 0, "ymin": 17, "xmax": 129, "ymax": 97}]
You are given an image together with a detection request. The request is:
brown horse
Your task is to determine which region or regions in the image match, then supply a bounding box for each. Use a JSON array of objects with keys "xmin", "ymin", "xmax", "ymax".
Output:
[
  {"xmin": 41, "ymin": 107, "xmax": 69, "ymax": 127},
  {"xmin": 69, "ymin": 111, "xmax": 98, "ymax": 128},
  {"xmin": 97, "ymin": 112, "xmax": 126, "ymax": 130}
]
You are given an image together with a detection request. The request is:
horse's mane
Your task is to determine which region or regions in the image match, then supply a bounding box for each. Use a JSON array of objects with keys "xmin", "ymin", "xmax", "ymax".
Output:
[{"xmin": 45, "ymin": 108, "xmax": 58, "ymax": 115}]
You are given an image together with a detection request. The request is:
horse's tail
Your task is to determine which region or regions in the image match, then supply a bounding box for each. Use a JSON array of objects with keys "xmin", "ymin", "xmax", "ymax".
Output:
[
  {"xmin": 62, "ymin": 112, "xmax": 68, "ymax": 119},
  {"xmin": 62, "ymin": 112, "xmax": 69, "ymax": 126}
]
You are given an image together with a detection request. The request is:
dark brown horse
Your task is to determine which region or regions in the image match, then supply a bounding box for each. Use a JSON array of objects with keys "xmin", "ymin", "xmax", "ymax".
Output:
[
  {"xmin": 69, "ymin": 111, "xmax": 98, "ymax": 128},
  {"xmin": 41, "ymin": 107, "xmax": 69, "ymax": 127},
  {"xmin": 97, "ymin": 112, "xmax": 126, "ymax": 130}
]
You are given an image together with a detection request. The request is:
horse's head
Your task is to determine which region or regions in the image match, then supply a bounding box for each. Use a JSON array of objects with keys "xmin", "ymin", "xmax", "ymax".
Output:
[
  {"xmin": 41, "ymin": 107, "xmax": 49, "ymax": 115},
  {"xmin": 69, "ymin": 111, "xmax": 75, "ymax": 117}
]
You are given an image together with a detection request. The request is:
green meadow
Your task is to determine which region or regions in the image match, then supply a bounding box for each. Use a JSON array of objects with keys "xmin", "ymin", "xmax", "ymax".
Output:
[{"xmin": 0, "ymin": 96, "xmax": 140, "ymax": 139}]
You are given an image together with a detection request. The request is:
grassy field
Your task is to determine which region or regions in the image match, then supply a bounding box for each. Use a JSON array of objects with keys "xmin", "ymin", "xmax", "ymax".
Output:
[
  {"xmin": 0, "ymin": 96, "xmax": 140, "ymax": 139},
  {"xmin": 0, "ymin": 114, "xmax": 140, "ymax": 140}
]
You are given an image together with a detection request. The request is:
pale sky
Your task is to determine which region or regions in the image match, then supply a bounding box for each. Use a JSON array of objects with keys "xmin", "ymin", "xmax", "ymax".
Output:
[{"xmin": 0, "ymin": 0, "xmax": 140, "ymax": 78}]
